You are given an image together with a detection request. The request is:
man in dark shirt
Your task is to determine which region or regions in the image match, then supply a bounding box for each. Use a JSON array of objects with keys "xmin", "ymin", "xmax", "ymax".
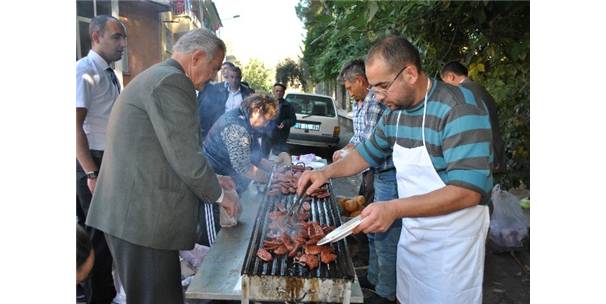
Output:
[
  {"xmin": 268, "ymin": 82, "xmax": 297, "ymax": 155},
  {"xmin": 441, "ymin": 61, "xmax": 505, "ymax": 172}
]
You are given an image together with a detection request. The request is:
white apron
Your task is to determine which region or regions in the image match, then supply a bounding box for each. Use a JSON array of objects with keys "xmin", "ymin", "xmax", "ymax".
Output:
[{"xmin": 394, "ymin": 79, "xmax": 489, "ymax": 304}]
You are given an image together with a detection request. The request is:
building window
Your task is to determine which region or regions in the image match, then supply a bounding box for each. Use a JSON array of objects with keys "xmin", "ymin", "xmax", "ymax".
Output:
[{"xmin": 76, "ymin": 0, "xmax": 118, "ymax": 60}]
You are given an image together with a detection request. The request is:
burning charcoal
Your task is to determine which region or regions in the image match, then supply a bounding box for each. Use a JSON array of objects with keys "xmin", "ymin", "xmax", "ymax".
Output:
[{"xmin": 257, "ymin": 248, "xmax": 273, "ymax": 262}]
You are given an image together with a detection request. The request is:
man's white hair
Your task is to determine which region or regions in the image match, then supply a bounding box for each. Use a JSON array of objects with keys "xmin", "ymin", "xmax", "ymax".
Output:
[{"xmin": 172, "ymin": 28, "xmax": 226, "ymax": 61}]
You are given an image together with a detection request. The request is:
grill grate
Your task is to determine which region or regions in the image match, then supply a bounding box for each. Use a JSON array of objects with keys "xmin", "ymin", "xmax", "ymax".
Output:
[{"xmin": 241, "ymin": 170, "xmax": 355, "ymax": 281}]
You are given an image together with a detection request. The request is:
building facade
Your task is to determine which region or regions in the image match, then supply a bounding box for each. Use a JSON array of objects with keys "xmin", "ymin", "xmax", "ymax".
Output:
[{"xmin": 77, "ymin": 0, "xmax": 223, "ymax": 86}]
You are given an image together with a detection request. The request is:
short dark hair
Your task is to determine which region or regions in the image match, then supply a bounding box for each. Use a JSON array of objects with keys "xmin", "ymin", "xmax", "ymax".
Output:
[
  {"xmin": 339, "ymin": 59, "xmax": 367, "ymax": 83},
  {"xmin": 273, "ymin": 82, "xmax": 286, "ymax": 90},
  {"xmin": 441, "ymin": 61, "xmax": 468, "ymax": 77},
  {"xmin": 366, "ymin": 35, "xmax": 422, "ymax": 74},
  {"xmin": 89, "ymin": 15, "xmax": 121, "ymax": 37},
  {"xmin": 222, "ymin": 61, "xmax": 236, "ymax": 68},
  {"xmin": 229, "ymin": 66, "xmax": 242, "ymax": 78},
  {"xmin": 241, "ymin": 93, "xmax": 279, "ymax": 119},
  {"xmin": 77, "ymin": 225, "xmax": 93, "ymax": 269}
]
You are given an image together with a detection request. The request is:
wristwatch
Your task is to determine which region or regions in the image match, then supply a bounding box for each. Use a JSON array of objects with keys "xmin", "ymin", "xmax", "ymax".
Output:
[{"xmin": 86, "ymin": 170, "xmax": 99, "ymax": 179}]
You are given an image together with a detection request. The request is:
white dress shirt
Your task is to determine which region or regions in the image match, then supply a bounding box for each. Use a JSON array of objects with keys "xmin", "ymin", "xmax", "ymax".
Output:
[
  {"xmin": 76, "ymin": 50, "xmax": 120, "ymax": 150},
  {"xmin": 224, "ymin": 87, "xmax": 243, "ymax": 112}
]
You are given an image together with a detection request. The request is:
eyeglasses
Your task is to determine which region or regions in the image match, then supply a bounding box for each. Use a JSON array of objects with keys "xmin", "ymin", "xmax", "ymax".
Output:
[{"xmin": 369, "ymin": 65, "xmax": 408, "ymax": 96}]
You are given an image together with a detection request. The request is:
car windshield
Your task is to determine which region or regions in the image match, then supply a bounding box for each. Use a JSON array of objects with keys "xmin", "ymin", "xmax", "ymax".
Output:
[{"xmin": 286, "ymin": 94, "xmax": 335, "ymax": 117}]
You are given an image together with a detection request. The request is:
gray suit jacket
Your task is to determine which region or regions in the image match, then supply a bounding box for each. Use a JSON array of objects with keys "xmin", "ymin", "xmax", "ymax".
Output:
[{"xmin": 86, "ymin": 59, "xmax": 222, "ymax": 251}]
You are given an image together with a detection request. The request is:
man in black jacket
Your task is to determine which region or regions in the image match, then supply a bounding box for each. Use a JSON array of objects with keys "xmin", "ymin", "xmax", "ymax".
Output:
[{"xmin": 265, "ymin": 82, "xmax": 297, "ymax": 155}]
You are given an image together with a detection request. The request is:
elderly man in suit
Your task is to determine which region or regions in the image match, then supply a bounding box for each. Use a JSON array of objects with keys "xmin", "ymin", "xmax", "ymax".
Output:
[{"xmin": 86, "ymin": 29, "xmax": 239, "ymax": 304}]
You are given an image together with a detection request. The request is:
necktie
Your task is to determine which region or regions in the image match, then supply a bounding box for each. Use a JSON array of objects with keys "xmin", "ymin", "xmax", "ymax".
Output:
[{"xmin": 106, "ymin": 67, "xmax": 121, "ymax": 93}]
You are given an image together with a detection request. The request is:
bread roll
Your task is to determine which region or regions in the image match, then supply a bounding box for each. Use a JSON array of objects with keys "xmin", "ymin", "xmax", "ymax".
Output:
[
  {"xmin": 343, "ymin": 199, "xmax": 358, "ymax": 212},
  {"xmin": 354, "ymin": 195, "xmax": 366, "ymax": 207}
]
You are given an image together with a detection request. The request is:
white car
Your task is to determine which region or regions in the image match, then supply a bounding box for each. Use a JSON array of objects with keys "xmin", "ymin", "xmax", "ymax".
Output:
[{"xmin": 285, "ymin": 92, "xmax": 340, "ymax": 148}]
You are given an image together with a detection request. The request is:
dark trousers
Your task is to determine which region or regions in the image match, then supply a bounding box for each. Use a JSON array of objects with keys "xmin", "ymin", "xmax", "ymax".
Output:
[
  {"xmin": 358, "ymin": 170, "xmax": 375, "ymax": 205},
  {"xmin": 105, "ymin": 234, "xmax": 184, "ymax": 304},
  {"xmin": 77, "ymin": 151, "xmax": 116, "ymax": 303}
]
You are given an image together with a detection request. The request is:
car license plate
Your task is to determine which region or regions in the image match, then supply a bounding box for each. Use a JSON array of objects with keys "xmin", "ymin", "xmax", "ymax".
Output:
[{"xmin": 294, "ymin": 122, "xmax": 320, "ymax": 131}]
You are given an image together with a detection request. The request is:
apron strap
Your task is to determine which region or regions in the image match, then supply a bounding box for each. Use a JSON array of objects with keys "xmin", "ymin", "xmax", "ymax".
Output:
[
  {"xmin": 421, "ymin": 78, "xmax": 431, "ymax": 147},
  {"xmin": 396, "ymin": 110, "xmax": 402, "ymax": 138},
  {"xmin": 395, "ymin": 77, "xmax": 431, "ymax": 147}
]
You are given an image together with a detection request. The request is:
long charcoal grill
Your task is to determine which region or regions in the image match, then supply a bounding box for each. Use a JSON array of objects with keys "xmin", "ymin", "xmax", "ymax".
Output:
[{"xmin": 241, "ymin": 166, "xmax": 356, "ymax": 303}]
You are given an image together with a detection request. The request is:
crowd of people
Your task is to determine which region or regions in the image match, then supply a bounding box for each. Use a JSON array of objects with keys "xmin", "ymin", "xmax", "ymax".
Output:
[
  {"xmin": 75, "ymin": 15, "xmax": 298, "ymax": 304},
  {"xmin": 76, "ymin": 13, "xmax": 502, "ymax": 304}
]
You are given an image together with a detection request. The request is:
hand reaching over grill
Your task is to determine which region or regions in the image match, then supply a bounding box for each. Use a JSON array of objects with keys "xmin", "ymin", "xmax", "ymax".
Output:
[{"xmin": 297, "ymin": 169, "xmax": 329, "ymax": 196}]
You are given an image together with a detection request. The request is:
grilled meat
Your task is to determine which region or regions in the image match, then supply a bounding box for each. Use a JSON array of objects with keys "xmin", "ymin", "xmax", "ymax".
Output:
[{"xmin": 257, "ymin": 248, "xmax": 273, "ymax": 262}]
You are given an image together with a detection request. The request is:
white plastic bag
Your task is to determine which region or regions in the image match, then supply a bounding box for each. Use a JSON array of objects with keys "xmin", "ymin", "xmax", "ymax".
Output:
[
  {"xmin": 489, "ymin": 184, "xmax": 530, "ymax": 248},
  {"xmin": 219, "ymin": 189, "xmax": 240, "ymax": 228},
  {"xmin": 180, "ymin": 243, "xmax": 210, "ymax": 270},
  {"xmin": 219, "ymin": 203, "xmax": 239, "ymax": 227}
]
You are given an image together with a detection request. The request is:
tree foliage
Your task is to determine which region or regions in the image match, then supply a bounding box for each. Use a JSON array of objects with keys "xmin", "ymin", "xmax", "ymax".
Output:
[
  {"xmin": 297, "ymin": 0, "xmax": 530, "ymax": 189},
  {"xmin": 275, "ymin": 58, "xmax": 309, "ymax": 91},
  {"xmin": 242, "ymin": 58, "xmax": 273, "ymax": 93}
]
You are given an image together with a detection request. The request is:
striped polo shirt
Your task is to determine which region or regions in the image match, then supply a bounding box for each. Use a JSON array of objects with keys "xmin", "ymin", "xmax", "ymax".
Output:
[{"xmin": 356, "ymin": 78, "xmax": 493, "ymax": 204}]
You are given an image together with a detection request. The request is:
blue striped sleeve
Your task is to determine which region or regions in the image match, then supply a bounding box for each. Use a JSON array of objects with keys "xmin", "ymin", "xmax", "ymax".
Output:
[
  {"xmin": 442, "ymin": 104, "xmax": 493, "ymax": 196},
  {"xmin": 356, "ymin": 115, "xmax": 391, "ymax": 167}
]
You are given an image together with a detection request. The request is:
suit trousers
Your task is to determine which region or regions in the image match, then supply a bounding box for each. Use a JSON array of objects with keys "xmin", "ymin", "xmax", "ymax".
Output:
[
  {"xmin": 76, "ymin": 151, "xmax": 116, "ymax": 304},
  {"xmin": 105, "ymin": 234, "xmax": 184, "ymax": 304}
]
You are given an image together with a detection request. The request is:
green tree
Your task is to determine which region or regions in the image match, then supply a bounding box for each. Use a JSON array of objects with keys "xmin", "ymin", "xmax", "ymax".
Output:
[
  {"xmin": 275, "ymin": 58, "xmax": 309, "ymax": 91},
  {"xmin": 297, "ymin": 1, "xmax": 530, "ymax": 189},
  {"xmin": 242, "ymin": 58, "xmax": 272, "ymax": 93}
]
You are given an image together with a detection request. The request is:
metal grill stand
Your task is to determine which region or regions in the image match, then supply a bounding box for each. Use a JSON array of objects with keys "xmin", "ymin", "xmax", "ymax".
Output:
[{"xmin": 241, "ymin": 167, "xmax": 356, "ymax": 303}]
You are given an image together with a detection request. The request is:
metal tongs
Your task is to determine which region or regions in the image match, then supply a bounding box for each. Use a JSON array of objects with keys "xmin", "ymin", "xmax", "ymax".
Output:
[
  {"xmin": 317, "ymin": 215, "xmax": 364, "ymax": 246},
  {"xmin": 286, "ymin": 182, "xmax": 312, "ymax": 218}
]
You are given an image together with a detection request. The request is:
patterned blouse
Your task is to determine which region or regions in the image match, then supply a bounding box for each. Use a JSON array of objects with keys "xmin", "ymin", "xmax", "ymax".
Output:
[{"xmin": 220, "ymin": 124, "xmax": 253, "ymax": 175}]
